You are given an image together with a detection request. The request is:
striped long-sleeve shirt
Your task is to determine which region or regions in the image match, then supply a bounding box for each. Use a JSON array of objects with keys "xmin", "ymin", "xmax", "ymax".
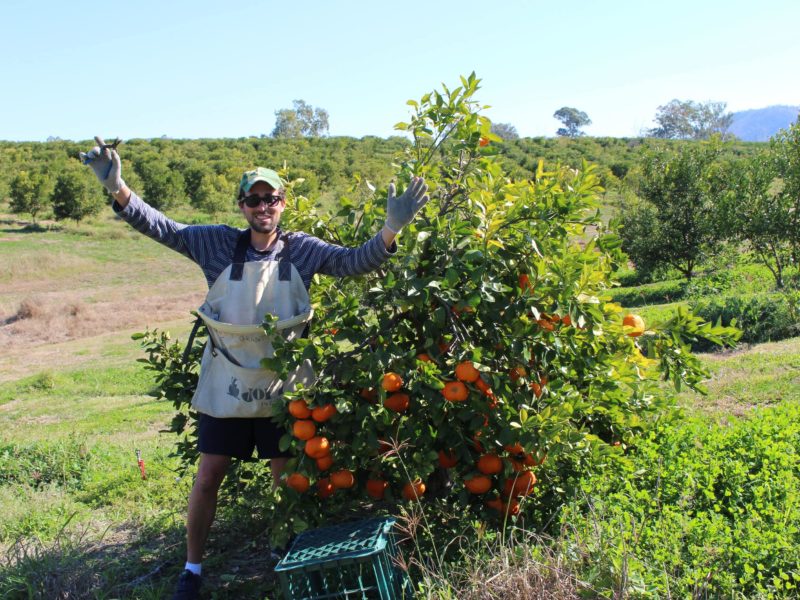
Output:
[{"xmin": 114, "ymin": 193, "xmax": 396, "ymax": 289}]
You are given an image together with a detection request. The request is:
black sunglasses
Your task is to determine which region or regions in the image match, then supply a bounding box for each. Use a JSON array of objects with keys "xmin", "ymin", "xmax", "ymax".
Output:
[{"xmin": 241, "ymin": 194, "xmax": 283, "ymax": 208}]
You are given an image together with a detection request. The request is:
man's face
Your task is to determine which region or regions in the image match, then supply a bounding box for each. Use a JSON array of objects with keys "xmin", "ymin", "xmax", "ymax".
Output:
[{"xmin": 238, "ymin": 180, "xmax": 286, "ymax": 235}]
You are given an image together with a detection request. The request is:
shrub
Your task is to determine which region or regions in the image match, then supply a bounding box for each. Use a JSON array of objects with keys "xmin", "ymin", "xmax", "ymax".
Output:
[
  {"xmin": 692, "ymin": 293, "xmax": 800, "ymax": 348},
  {"xmin": 608, "ymin": 279, "xmax": 686, "ymax": 307},
  {"xmin": 562, "ymin": 402, "xmax": 800, "ymax": 598}
]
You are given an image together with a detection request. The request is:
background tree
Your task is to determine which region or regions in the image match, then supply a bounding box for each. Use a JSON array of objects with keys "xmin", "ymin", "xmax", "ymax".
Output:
[
  {"xmin": 51, "ymin": 164, "xmax": 104, "ymax": 224},
  {"xmin": 553, "ymin": 107, "xmax": 591, "ymax": 137},
  {"xmin": 133, "ymin": 156, "xmax": 186, "ymax": 210},
  {"xmin": 490, "ymin": 122, "xmax": 519, "ymax": 140},
  {"xmin": 620, "ymin": 139, "xmax": 729, "ymax": 281},
  {"xmin": 272, "ymin": 100, "xmax": 330, "ymax": 138},
  {"xmin": 719, "ymin": 150, "xmax": 790, "ymax": 288},
  {"xmin": 769, "ymin": 118, "xmax": 800, "ymax": 268},
  {"xmin": 648, "ymin": 99, "xmax": 733, "ymax": 140},
  {"xmin": 9, "ymin": 170, "xmax": 51, "ymax": 222},
  {"xmin": 193, "ymin": 172, "xmax": 233, "ymax": 216}
]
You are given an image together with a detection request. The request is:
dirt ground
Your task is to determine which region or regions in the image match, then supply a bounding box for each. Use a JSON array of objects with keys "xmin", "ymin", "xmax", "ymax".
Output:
[{"xmin": 0, "ymin": 285, "xmax": 204, "ymax": 383}]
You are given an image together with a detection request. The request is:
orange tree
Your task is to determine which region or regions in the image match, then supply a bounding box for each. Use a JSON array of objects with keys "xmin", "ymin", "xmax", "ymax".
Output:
[
  {"xmin": 138, "ymin": 74, "xmax": 737, "ymax": 548},
  {"xmin": 260, "ymin": 74, "xmax": 738, "ymax": 545}
]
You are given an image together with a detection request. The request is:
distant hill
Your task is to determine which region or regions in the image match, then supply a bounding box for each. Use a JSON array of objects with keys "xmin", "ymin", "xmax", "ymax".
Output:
[{"xmin": 729, "ymin": 105, "xmax": 799, "ymax": 141}]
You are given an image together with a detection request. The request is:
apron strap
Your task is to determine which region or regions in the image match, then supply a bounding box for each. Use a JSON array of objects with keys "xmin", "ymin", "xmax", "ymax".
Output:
[
  {"xmin": 276, "ymin": 232, "xmax": 292, "ymax": 281},
  {"xmin": 181, "ymin": 315, "xmax": 205, "ymax": 364},
  {"xmin": 229, "ymin": 229, "xmax": 252, "ymax": 281}
]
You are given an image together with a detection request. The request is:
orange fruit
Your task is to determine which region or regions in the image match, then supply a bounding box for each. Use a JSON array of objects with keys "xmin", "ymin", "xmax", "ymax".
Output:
[
  {"xmin": 417, "ymin": 353, "xmax": 433, "ymax": 363},
  {"xmin": 317, "ymin": 477, "xmax": 335, "ymax": 499},
  {"xmin": 561, "ymin": 314, "xmax": 572, "ymax": 327},
  {"xmin": 288, "ymin": 399, "xmax": 312, "ymax": 419},
  {"xmin": 505, "ymin": 499, "xmax": 521, "ymax": 516},
  {"xmin": 455, "ymin": 361, "xmax": 480, "ymax": 383},
  {"xmin": 486, "ymin": 497, "xmax": 520, "ymax": 516},
  {"xmin": 518, "ymin": 273, "xmax": 532, "ymax": 292},
  {"xmin": 510, "ymin": 366, "xmax": 527, "ymax": 382},
  {"xmin": 311, "ymin": 404, "xmax": 337, "ymax": 422},
  {"xmin": 292, "ymin": 419, "xmax": 316, "ymax": 441},
  {"xmin": 331, "ymin": 469, "xmax": 355, "ymax": 489},
  {"xmin": 504, "ymin": 443, "xmax": 524, "ymax": 456},
  {"xmin": 441, "ymin": 381, "xmax": 469, "ymax": 402},
  {"xmin": 286, "ymin": 473, "xmax": 310, "ymax": 493},
  {"xmin": 359, "ymin": 388, "xmax": 378, "ymax": 403},
  {"xmin": 530, "ymin": 381, "xmax": 542, "ymax": 398},
  {"xmin": 305, "ymin": 436, "xmax": 330, "ymax": 459},
  {"xmin": 366, "ymin": 478, "xmax": 388, "ymax": 500},
  {"xmin": 438, "ymin": 339, "xmax": 451, "ymax": 354},
  {"xmin": 623, "ymin": 313, "xmax": 645, "ymax": 337},
  {"xmin": 486, "ymin": 497, "xmax": 504, "ymax": 511},
  {"xmin": 402, "ymin": 479, "xmax": 426, "ymax": 501},
  {"xmin": 465, "ymin": 475, "xmax": 492, "ymax": 494},
  {"xmin": 438, "ymin": 449, "xmax": 458, "ymax": 469},
  {"xmin": 537, "ymin": 319, "xmax": 555, "ymax": 332},
  {"xmin": 384, "ymin": 392, "xmax": 410, "ymax": 413},
  {"xmin": 504, "ymin": 470, "xmax": 537, "ymax": 497},
  {"xmin": 316, "ymin": 454, "xmax": 334, "ymax": 471},
  {"xmin": 524, "ymin": 451, "xmax": 547, "ymax": 467},
  {"xmin": 382, "ymin": 372, "xmax": 403, "ymax": 392},
  {"xmin": 475, "ymin": 376, "xmax": 491, "ymax": 395},
  {"xmin": 477, "ymin": 453, "xmax": 503, "ymax": 475},
  {"xmin": 509, "ymin": 457, "xmax": 526, "ymax": 472},
  {"xmin": 479, "ymin": 137, "xmax": 490, "ymax": 147}
]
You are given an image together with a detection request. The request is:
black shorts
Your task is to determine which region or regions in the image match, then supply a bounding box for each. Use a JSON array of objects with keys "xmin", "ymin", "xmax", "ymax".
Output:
[{"xmin": 197, "ymin": 414, "xmax": 292, "ymax": 460}]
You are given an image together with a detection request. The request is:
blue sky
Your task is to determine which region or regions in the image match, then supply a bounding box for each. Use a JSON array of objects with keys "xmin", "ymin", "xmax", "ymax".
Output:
[{"xmin": 1, "ymin": 0, "xmax": 798, "ymax": 141}]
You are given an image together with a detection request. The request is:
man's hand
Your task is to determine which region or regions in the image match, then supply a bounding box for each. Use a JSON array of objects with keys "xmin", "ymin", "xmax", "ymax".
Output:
[
  {"xmin": 384, "ymin": 176, "xmax": 430, "ymax": 234},
  {"xmin": 80, "ymin": 136, "xmax": 124, "ymax": 194}
]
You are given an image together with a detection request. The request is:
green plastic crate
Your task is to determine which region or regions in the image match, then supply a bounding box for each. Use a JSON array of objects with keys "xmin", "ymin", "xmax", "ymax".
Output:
[{"xmin": 274, "ymin": 517, "xmax": 413, "ymax": 599}]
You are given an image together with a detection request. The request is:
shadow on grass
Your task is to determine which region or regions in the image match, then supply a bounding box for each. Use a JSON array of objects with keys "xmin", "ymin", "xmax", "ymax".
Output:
[
  {"xmin": 0, "ymin": 219, "xmax": 62, "ymax": 234},
  {"xmin": 0, "ymin": 509, "xmax": 282, "ymax": 599}
]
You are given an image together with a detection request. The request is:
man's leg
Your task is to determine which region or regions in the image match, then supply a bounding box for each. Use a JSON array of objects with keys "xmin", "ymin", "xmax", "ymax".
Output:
[{"xmin": 186, "ymin": 453, "xmax": 231, "ymax": 563}]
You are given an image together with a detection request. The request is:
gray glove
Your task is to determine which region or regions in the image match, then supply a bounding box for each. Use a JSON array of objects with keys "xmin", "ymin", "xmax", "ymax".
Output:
[
  {"xmin": 79, "ymin": 136, "xmax": 124, "ymax": 194},
  {"xmin": 384, "ymin": 176, "xmax": 429, "ymax": 234}
]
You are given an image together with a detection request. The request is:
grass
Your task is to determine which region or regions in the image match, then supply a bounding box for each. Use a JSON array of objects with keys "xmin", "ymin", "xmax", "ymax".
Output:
[{"xmin": 676, "ymin": 337, "xmax": 800, "ymax": 418}]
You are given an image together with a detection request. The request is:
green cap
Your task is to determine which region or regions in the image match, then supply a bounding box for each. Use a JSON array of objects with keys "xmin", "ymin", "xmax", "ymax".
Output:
[{"xmin": 238, "ymin": 167, "xmax": 284, "ymax": 197}]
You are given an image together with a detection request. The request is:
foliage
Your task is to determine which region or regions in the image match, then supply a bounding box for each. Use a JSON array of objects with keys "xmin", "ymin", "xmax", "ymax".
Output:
[
  {"xmin": 9, "ymin": 169, "xmax": 51, "ymax": 222},
  {"xmin": 647, "ymin": 99, "xmax": 734, "ymax": 140},
  {"xmin": 50, "ymin": 164, "xmax": 104, "ymax": 224},
  {"xmin": 607, "ymin": 278, "xmax": 686, "ymax": 307},
  {"xmin": 193, "ymin": 171, "xmax": 233, "ymax": 216},
  {"xmin": 769, "ymin": 119, "xmax": 800, "ymax": 268},
  {"xmin": 0, "ymin": 437, "xmax": 91, "ymax": 490},
  {"xmin": 272, "ymin": 99, "xmax": 330, "ymax": 138},
  {"xmin": 563, "ymin": 402, "xmax": 800, "ymax": 598},
  {"xmin": 620, "ymin": 139, "xmax": 730, "ymax": 281},
  {"xmin": 133, "ymin": 155, "xmax": 186, "ymax": 210},
  {"xmin": 553, "ymin": 107, "xmax": 591, "ymax": 137},
  {"xmin": 721, "ymin": 147, "xmax": 794, "ymax": 288},
  {"xmin": 133, "ymin": 328, "xmax": 202, "ymax": 475},
  {"xmin": 692, "ymin": 292, "xmax": 800, "ymax": 348}
]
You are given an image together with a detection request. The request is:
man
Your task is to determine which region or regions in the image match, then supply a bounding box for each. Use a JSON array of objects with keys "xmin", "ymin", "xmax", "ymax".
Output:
[{"xmin": 81, "ymin": 137, "xmax": 428, "ymax": 599}]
